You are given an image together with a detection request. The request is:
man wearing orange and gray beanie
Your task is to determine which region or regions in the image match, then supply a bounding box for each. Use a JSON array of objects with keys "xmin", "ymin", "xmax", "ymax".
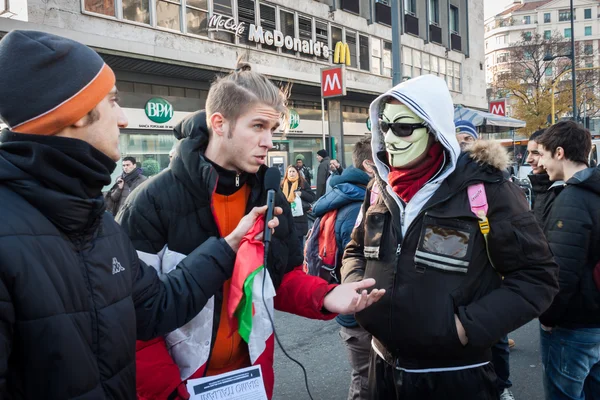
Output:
[{"xmin": 0, "ymin": 30, "xmax": 281, "ymax": 399}]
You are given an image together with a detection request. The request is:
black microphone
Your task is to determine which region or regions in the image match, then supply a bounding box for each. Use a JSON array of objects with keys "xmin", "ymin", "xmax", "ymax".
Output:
[{"xmin": 263, "ymin": 167, "xmax": 280, "ymax": 245}]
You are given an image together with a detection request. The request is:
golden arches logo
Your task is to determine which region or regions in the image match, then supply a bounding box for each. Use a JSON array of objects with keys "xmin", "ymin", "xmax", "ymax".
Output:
[{"xmin": 333, "ymin": 42, "xmax": 351, "ymax": 66}]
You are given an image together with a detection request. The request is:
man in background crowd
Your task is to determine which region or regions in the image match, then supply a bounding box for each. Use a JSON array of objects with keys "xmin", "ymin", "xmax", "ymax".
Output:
[
  {"xmin": 295, "ymin": 154, "xmax": 312, "ymax": 186},
  {"xmin": 316, "ymin": 149, "xmax": 331, "ymax": 198},
  {"xmin": 106, "ymin": 156, "xmax": 146, "ymax": 215}
]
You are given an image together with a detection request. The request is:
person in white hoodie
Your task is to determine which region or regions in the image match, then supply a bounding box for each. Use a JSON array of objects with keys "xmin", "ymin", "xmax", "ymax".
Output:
[{"xmin": 342, "ymin": 75, "xmax": 559, "ymax": 399}]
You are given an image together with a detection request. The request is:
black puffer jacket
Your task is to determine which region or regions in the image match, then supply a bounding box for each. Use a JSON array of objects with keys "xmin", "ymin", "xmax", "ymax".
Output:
[
  {"xmin": 0, "ymin": 130, "xmax": 236, "ymax": 399},
  {"xmin": 529, "ymin": 172, "xmax": 564, "ymax": 229},
  {"xmin": 343, "ymin": 141, "xmax": 559, "ymax": 369},
  {"xmin": 539, "ymin": 167, "xmax": 600, "ymax": 328}
]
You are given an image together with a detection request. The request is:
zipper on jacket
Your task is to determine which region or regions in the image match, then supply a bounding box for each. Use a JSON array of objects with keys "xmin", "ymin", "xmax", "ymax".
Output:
[
  {"xmin": 235, "ymin": 173, "xmax": 240, "ymax": 187},
  {"xmin": 396, "ymin": 244, "xmax": 401, "ymax": 256}
]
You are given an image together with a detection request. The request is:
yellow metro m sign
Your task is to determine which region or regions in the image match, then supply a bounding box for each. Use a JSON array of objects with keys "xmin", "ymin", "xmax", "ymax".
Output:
[{"xmin": 333, "ymin": 42, "xmax": 351, "ymax": 66}]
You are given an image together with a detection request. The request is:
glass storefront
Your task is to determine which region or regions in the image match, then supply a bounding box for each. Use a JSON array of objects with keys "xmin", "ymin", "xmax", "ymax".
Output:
[{"xmin": 108, "ymin": 131, "xmax": 177, "ymax": 189}]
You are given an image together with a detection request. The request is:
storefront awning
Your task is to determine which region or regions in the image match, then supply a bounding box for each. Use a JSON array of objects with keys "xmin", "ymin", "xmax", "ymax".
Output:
[{"xmin": 454, "ymin": 105, "xmax": 526, "ymax": 130}]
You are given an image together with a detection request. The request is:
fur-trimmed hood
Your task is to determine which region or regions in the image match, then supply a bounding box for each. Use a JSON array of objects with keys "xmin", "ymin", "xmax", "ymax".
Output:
[{"xmin": 467, "ymin": 140, "xmax": 510, "ymax": 171}]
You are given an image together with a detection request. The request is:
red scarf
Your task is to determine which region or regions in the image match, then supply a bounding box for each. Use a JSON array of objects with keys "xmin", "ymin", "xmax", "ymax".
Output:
[{"xmin": 388, "ymin": 142, "xmax": 445, "ymax": 203}]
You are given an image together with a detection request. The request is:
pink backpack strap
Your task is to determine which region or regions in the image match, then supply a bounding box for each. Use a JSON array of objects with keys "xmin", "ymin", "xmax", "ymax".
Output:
[
  {"xmin": 370, "ymin": 182, "xmax": 381, "ymax": 206},
  {"xmin": 468, "ymin": 183, "xmax": 495, "ymax": 270},
  {"xmin": 467, "ymin": 183, "xmax": 489, "ymax": 220}
]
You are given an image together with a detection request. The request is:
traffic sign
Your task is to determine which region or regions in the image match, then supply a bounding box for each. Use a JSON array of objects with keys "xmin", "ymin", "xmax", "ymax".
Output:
[
  {"xmin": 489, "ymin": 99, "xmax": 506, "ymax": 116},
  {"xmin": 321, "ymin": 66, "xmax": 346, "ymax": 98}
]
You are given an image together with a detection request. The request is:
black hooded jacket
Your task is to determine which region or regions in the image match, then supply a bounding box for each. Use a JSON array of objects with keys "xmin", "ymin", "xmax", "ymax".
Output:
[
  {"xmin": 342, "ymin": 141, "xmax": 559, "ymax": 369},
  {"xmin": 529, "ymin": 172, "xmax": 563, "ymax": 229},
  {"xmin": 539, "ymin": 167, "xmax": 600, "ymax": 328},
  {"xmin": 0, "ymin": 129, "xmax": 236, "ymax": 399}
]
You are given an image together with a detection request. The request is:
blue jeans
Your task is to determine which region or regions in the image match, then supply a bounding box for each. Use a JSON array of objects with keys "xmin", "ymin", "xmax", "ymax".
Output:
[
  {"xmin": 492, "ymin": 335, "xmax": 512, "ymax": 390},
  {"xmin": 540, "ymin": 325, "xmax": 600, "ymax": 400}
]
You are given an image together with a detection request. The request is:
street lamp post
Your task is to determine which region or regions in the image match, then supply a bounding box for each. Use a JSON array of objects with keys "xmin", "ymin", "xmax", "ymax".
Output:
[
  {"xmin": 569, "ymin": 0, "xmax": 577, "ymax": 120},
  {"xmin": 391, "ymin": 0, "xmax": 402, "ymax": 85}
]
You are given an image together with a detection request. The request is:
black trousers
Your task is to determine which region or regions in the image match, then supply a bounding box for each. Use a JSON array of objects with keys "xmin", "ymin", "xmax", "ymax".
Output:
[{"xmin": 368, "ymin": 350, "xmax": 500, "ymax": 400}]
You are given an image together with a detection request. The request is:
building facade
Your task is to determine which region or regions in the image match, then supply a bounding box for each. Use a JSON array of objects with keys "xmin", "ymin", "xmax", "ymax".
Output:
[
  {"xmin": 485, "ymin": 0, "xmax": 600, "ymax": 121},
  {"xmin": 1, "ymin": 0, "xmax": 485, "ymax": 183}
]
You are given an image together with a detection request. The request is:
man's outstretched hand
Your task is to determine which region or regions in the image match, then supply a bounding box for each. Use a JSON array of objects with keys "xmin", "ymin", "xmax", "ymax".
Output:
[{"xmin": 323, "ymin": 278, "xmax": 385, "ymax": 314}]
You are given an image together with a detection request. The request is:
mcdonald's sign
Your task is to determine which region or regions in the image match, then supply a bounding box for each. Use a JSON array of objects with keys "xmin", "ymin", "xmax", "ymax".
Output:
[{"xmin": 333, "ymin": 42, "xmax": 351, "ymax": 66}]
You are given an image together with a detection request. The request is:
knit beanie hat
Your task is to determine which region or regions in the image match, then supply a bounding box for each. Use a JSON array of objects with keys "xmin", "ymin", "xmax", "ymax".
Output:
[
  {"xmin": 0, "ymin": 30, "xmax": 116, "ymax": 135},
  {"xmin": 454, "ymin": 120, "xmax": 478, "ymax": 140},
  {"xmin": 295, "ymin": 154, "xmax": 305, "ymax": 161},
  {"xmin": 317, "ymin": 149, "xmax": 328, "ymax": 158}
]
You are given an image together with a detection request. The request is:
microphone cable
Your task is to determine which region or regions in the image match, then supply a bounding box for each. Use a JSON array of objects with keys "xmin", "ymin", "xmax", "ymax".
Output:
[{"xmin": 262, "ymin": 241, "xmax": 315, "ymax": 400}]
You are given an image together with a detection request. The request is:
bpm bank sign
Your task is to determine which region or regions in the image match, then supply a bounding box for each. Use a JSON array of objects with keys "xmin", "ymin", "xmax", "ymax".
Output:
[{"xmin": 208, "ymin": 14, "xmax": 330, "ymax": 59}]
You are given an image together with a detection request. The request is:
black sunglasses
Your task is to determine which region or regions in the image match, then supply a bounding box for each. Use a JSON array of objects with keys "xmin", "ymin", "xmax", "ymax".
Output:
[{"xmin": 379, "ymin": 120, "xmax": 427, "ymax": 137}]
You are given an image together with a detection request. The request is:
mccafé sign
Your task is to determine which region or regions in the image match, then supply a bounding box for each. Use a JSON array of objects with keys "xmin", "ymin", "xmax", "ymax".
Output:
[{"xmin": 208, "ymin": 14, "xmax": 330, "ymax": 59}]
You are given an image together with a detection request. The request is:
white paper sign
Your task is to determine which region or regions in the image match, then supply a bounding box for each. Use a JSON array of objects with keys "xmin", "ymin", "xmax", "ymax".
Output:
[{"xmin": 187, "ymin": 365, "xmax": 268, "ymax": 400}]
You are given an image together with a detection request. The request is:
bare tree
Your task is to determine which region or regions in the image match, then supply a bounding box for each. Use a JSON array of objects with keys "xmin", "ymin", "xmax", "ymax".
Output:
[{"xmin": 489, "ymin": 31, "xmax": 600, "ymax": 132}]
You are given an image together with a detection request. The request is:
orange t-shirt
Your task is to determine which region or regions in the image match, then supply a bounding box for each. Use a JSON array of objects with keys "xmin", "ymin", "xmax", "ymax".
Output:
[{"xmin": 206, "ymin": 184, "xmax": 252, "ymax": 376}]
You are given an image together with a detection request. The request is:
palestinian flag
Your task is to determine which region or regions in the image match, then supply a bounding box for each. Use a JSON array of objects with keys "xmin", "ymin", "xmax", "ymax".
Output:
[{"xmin": 227, "ymin": 216, "xmax": 276, "ymax": 362}]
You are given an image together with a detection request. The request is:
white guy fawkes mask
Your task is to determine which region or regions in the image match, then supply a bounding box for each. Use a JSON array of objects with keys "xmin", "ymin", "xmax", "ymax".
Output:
[{"xmin": 381, "ymin": 103, "xmax": 430, "ymax": 167}]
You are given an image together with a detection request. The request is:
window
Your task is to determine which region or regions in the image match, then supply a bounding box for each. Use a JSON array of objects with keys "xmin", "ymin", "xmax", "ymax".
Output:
[
  {"xmin": 123, "ymin": 0, "xmax": 149, "ymax": 23},
  {"xmin": 237, "ymin": 0, "xmax": 255, "ymax": 45},
  {"xmin": 496, "ymin": 35, "xmax": 506, "ymax": 45},
  {"xmin": 585, "ymin": 8, "xmax": 592, "ymax": 19},
  {"xmin": 186, "ymin": 0, "xmax": 207, "ymax": 36},
  {"xmin": 497, "ymin": 53, "xmax": 508, "ymax": 63},
  {"xmin": 429, "ymin": 0, "xmax": 439, "ymax": 24},
  {"xmin": 359, "ymin": 35, "xmax": 370, "ymax": 71},
  {"xmin": 544, "ymin": 30, "xmax": 551, "ymax": 39},
  {"xmin": 315, "ymin": 21, "xmax": 329, "ymax": 58},
  {"xmin": 346, "ymin": 30, "xmax": 358, "ymax": 68},
  {"xmin": 157, "ymin": 0, "xmax": 180, "ymax": 30},
  {"xmin": 524, "ymin": 51, "xmax": 533, "ymax": 60},
  {"xmin": 545, "ymin": 66, "xmax": 552, "ymax": 76},
  {"xmin": 259, "ymin": 4, "xmax": 277, "ymax": 51},
  {"xmin": 332, "ymin": 25, "xmax": 343, "ymax": 54},
  {"xmin": 544, "ymin": 12, "xmax": 551, "ymax": 23},
  {"xmin": 298, "ymin": 16, "xmax": 313, "ymax": 59},
  {"xmin": 383, "ymin": 40, "xmax": 392, "ymax": 77},
  {"xmin": 524, "ymin": 31, "xmax": 532, "ymax": 41},
  {"xmin": 280, "ymin": 10, "xmax": 295, "ymax": 55},
  {"xmin": 564, "ymin": 27, "xmax": 571, "ymax": 38},
  {"xmin": 523, "ymin": 16, "xmax": 531, "ymax": 24},
  {"xmin": 450, "ymin": 6, "xmax": 459, "ymax": 34},
  {"xmin": 559, "ymin": 9, "xmax": 574, "ymax": 22},
  {"xmin": 213, "ymin": 0, "xmax": 233, "ymax": 42},
  {"xmin": 85, "ymin": 0, "xmax": 115, "ymax": 16},
  {"xmin": 454, "ymin": 62, "xmax": 461, "ymax": 92},
  {"xmin": 587, "ymin": 62, "xmax": 594, "ymax": 68},
  {"xmin": 404, "ymin": 0, "xmax": 416, "ymax": 14},
  {"xmin": 585, "ymin": 26, "xmax": 592, "ymax": 36},
  {"xmin": 371, "ymin": 37, "xmax": 381, "ymax": 75},
  {"xmin": 585, "ymin": 44, "xmax": 593, "ymax": 55}
]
